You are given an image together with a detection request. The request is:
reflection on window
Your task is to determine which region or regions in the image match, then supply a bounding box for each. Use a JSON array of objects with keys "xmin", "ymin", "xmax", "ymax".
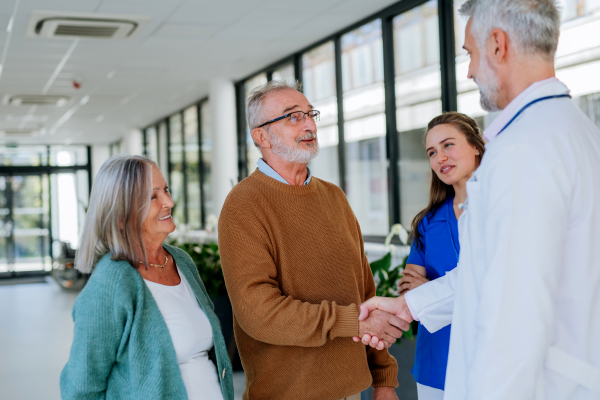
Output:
[
  {"xmin": 184, "ymin": 106, "xmax": 201, "ymax": 230},
  {"xmin": 303, "ymin": 41, "xmax": 340, "ymax": 186},
  {"xmin": 200, "ymin": 101, "xmax": 214, "ymax": 218},
  {"xmin": 272, "ymin": 63, "xmax": 295, "ymax": 85},
  {"xmin": 395, "ymin": 0, "xmax": 442, "ymax": 227},
  {"xmin": 342, "ymin": 20, "xmax": 389, "ymax": 236},
  {"xmin": 169, "ymin": 114, "xmax": 185, "ymax": 227},
  {"xmin": 244, "ymin": 74, "xmax": 268, "ymax": 176}
]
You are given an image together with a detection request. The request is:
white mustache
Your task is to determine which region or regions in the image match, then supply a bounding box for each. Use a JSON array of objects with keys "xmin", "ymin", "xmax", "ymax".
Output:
[{"xmin": 296, "ymin": 132, "xmax": 317, "ymax": 143}]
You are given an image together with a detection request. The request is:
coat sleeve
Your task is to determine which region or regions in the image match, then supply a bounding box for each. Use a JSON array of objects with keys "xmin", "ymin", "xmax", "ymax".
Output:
[
  {"xmin": 466, "ymin": 139, "xmax": 568, "ymax": 399},
  {"xmin": 218, "ymin": 203, "xmax": 359, "ymax": 347},
  {"xmin": 60, "ymin": 268, "xmax": 129, "ymax": 400},
  {"xmin": 405, "ymin": 267, "xmax": 457, "ymax": 332}
]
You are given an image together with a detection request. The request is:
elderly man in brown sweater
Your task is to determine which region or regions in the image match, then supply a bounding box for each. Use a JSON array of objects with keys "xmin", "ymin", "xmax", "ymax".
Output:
[{"xmin": 219, "ymin": 80, "xmax": 406, "ymax": 400}]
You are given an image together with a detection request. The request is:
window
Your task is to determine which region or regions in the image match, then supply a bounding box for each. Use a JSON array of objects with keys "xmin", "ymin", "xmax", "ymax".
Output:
[
  {"xmin": 183, "ymin": 106, "xmax": 201, "ymax": 230},
  {"xmin": 342, "ymin": 20, "xmax": 389, "ymax": 236},
  {"xmin": 169, "ymin": 113, "xmax": 185, "ymax": 226},
  {"xmin": 394, "ymin": 0, "xmax": 442, "ymax": 227},
  {"xmin": 244, "ymin": 74, "xmax": 268, "ymax": 175},
  {"xmin": 200, "ymin": 101, "xmax": 214, "ymax": 218},
  {"xmin": 272, "ymin": 63, "xmax": 295, "ymax": 85},
  {"xmin": 303, "ymin": 42, "xmax": 340, "ymax": 186}
]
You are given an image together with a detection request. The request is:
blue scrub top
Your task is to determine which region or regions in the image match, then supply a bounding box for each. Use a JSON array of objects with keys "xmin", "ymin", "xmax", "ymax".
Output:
[{"xmin": 406, "ymin": 196, "xmax": 459, "ymax": 390}]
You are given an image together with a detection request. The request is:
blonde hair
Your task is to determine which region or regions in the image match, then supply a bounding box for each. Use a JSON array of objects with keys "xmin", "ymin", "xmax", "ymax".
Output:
[{"xmin": 75, "ymin": 155, "xmax": 157, "ymax": 273}]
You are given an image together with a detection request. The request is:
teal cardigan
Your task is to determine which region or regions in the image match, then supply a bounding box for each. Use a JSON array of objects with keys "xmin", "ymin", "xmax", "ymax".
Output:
[{"xmin": 60, "ymin": 244, "xmax": 234, "ymax": 400}]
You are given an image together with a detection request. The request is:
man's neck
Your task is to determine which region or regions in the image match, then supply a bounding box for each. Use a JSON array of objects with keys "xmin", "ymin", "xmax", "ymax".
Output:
[
  {"xmin": 262, "ymin": 155, "xmax": 308, "ymax": 186},
  {"xmin": 498, "ymin": 59, "xmax": 555, "ymax": 109}
]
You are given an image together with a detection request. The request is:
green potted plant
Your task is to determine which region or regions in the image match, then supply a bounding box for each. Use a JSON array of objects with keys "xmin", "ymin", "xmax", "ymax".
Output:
[{"xmin": 369, "ymin": 224, "xmax": 418, "ymax": 340}]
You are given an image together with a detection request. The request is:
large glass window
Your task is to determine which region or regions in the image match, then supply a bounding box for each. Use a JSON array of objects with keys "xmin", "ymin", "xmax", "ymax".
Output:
[
  {"xmin": 272, "ymin": 63, "xmax": 295, "ymax": 85},
  {"xmin": 183, "ymin": 106, "xmax": 201, "ymax": 230},
  {"xmin": 200, "ymin": 101, "xmax": 214, "ymax": 218},
  {"xmin": 342, "ymin": 20, "xmax": 388, "ymax": 236},
  {"xmin": 394, "ymin": 0, "xmax": 442, "ymax": 227},
  {"xmin": 555, "ymin": 0, "xmax": 600, "ymax": 128},
  {"xmin": 303, "ymin": 42, "xmax": 340, "ymax": 186},
  {"xmin": 169, "ymin": 114, "xmax": 185, "ymax": 226},
  {"xmin": 244, "ymin": 74, "xmax": 268, "ymax": 175}
]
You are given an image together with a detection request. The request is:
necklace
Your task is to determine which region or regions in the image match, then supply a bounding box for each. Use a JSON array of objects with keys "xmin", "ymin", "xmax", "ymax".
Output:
[{"xmin": 140, "ymin": 253, "xmax": 169, "ymax": 268}]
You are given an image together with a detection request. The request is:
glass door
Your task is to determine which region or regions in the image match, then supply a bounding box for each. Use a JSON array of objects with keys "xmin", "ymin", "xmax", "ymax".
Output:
[{"xmin": 0, "ymin": 174, "xmax": 51, "ymax": 276}]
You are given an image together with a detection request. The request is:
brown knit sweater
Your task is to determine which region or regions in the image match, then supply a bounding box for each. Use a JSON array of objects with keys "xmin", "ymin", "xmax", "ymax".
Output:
[{"xmin": 218, "ymin": 170, "xmax": 398, "ymax": 400}]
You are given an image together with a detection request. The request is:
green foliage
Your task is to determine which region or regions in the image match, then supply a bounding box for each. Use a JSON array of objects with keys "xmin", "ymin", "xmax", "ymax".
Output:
[
  {"xmin": 175, "ymin": 241, "xmax": 227, "ymax": 298},
  {"xmin": 370, "ymin": 252, "xmax": 417, "ymax": 340}
]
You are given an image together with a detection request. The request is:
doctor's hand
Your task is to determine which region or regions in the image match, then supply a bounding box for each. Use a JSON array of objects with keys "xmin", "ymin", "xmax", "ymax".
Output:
[
  {"xmin": 355, "ymin": 309, "xmax": 409, "ymax": 350},
  {"xmin": 353, "ymin": 296, "xmax": 414, "ymax": 349},
  {"xmin": 398, "ymin": 264, "xmax": 428, "ymax": 296}
]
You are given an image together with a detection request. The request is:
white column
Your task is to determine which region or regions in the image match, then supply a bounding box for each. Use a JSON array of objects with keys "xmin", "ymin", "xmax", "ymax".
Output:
[
  {"xmin": 123, "ymin": 129, "xmax": 143, "ymax": 156},
  {"xmin": 209, "ymin": 78, "xmax": 238, "ymax": 218},
  {"xmin": 91, "ymin": 144, "xmax": 110, "ymax": 181}
]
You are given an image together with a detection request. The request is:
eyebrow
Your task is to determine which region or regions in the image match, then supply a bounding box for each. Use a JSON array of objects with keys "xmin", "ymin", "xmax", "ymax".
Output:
[
  {"xmin": 282, "ymin": 104, "xmax": 314, "ymax": 114},
  {"xmin": 152, "ymin": 185, "xmax": 168, "ymax": 191},
  {"xmin": 426, "ymin": 137, "xmax": 456, "ymax": 153}
]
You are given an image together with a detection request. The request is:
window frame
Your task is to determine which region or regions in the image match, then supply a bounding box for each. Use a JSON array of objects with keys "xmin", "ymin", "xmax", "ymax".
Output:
[{"xmin": 235, "ymin": 0, "xmax": 458, "ymax": 241}]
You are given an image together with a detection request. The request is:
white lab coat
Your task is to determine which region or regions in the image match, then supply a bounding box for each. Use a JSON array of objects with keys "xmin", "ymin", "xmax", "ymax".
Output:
[{"xmin": 405, "ymin": 80, "xmax": 600, "ymax": 399}]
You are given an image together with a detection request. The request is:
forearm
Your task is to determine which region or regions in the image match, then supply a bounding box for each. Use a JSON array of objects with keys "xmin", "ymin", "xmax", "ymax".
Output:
[{"xmin": 367, "ymin": 346, "xmax": 399, "ymax": 387}]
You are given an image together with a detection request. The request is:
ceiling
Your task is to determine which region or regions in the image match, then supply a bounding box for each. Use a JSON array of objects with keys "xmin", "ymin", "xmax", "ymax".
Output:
[{"xmin": 0, "ymin": 0, "xmax": 400, "ymax": 146}]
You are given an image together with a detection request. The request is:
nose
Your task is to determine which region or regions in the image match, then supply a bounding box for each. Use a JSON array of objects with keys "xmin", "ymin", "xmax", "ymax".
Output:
[
  {"xmin": 164, "ymin": 194, "xmax": 175, "ymax": 209},
  {"xmin": 436, "ymin": 151, "xmax": 448, "ymax": 164},
  {"xmin": 303, "ymin": 114, "xmax": 317, "ymax": 131}
]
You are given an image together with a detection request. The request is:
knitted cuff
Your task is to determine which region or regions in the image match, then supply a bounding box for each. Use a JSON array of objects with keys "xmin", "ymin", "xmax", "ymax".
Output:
[
  {"xmin": 371, "ymin": 366, "xmax": 399, "ymax": 388},
  {"xmin": 330, "ymin": 303, "xmax": 359, "ymax": 339}
]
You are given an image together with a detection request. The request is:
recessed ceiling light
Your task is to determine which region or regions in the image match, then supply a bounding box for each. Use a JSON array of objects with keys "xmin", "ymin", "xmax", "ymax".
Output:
[{"xmin": 95, "ymin": 114, "xmax": 104, "ymax": 123}]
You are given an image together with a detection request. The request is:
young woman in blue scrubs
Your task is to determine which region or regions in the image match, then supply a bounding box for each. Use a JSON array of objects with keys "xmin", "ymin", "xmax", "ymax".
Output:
[{"xmin": 398, "ymin": 112, "xmax": 486, "ymax": 400}]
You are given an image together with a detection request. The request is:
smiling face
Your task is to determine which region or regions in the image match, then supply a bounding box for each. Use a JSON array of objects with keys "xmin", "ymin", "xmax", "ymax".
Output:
[
  {"xmin": 141, "ymin": 165, "xmax": 176, "ymax": 241},
  {"xmin": 425, "ymin": 124, "xmax": 480, "ymax": 187},
  {"xmin": 259, "ymin": 88, "xmax": 319, "ymax": 164}
]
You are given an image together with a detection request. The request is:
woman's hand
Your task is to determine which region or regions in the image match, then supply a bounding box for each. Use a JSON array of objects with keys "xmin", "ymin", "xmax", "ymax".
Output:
[{"xmin": 398, "ymin": 264, "xmax": 428, "ymax": 295}]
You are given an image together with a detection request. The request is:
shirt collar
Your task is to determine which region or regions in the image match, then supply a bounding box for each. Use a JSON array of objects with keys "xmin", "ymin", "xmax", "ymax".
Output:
[
  {"xmin": 257, "ymin": 158, "xmax": 312, "ymax": 186},
  {"xmin": 483, "ymin": 77, "xmax": 570, "ymax": 142}
]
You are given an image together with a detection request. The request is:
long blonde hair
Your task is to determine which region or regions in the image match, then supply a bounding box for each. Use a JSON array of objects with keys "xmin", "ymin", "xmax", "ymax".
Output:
[{"xmin": 75, "ymin": 155, "xmax": 157, "ymax": 273}]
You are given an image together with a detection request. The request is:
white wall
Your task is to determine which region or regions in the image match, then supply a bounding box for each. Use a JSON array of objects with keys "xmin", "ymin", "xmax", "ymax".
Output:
[
  {"xmin": 91, "ymin": 144, "xmax": 110, "ymax": 182},
  {"xmin": 122, "ymin": 129, "xmax": 143, "ymax": 156}
]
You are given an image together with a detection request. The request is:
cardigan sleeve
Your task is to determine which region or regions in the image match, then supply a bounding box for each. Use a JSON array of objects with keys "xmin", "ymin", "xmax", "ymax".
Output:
[{"xmin": 60, "ymin": 265, "xmax": 130, "ymax": 400}]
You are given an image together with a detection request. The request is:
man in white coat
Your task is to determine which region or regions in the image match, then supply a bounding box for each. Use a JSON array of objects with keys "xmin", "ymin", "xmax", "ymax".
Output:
[{"xmin": 358, "ymin": 0, "xmax": 600, "ymax": 398}]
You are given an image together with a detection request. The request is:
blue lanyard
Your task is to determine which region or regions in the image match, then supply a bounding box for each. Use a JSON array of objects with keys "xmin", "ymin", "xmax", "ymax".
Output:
[{"xmin": 497, "ymin": 94, "xmax": 572, "ymax": 135}]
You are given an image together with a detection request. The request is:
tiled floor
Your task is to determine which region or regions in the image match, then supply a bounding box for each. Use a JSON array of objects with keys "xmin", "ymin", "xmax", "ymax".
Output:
[
  {"xmin": 0, "ymin": 278, "xmax": 246, "ymax": 400},
  {"xmin": 0, "ymin": 278, "xmax": 416, "ymax": 400}
]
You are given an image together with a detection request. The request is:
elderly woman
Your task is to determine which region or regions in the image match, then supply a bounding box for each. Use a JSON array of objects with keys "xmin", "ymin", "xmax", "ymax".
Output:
[{"xmin": 60, "ymin": 155, "xmax": 233, "ymax": 400}]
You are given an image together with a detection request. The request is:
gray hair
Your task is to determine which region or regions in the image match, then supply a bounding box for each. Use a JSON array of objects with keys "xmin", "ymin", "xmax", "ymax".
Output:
[
  {"xmin": 460, "ymin": 0, "xmax": 560, "ymax": 61},
  {"xmin": 246, "ymin": 80, "xmax": 303, "ymax": 149},
  {"xmin": 75, "ymin": 155, "xmax": 157, "ymax": 273}
]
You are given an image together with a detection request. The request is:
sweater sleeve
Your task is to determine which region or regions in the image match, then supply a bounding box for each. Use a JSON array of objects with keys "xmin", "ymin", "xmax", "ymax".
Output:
[
  {"xmin": 218, "ymin": 203, "xmax": 359, "ymax": 347},
  {"xmin": 357, "ymin": 220, "xmax": 399, "ymax": 388},
  {"xmin": 60, "ymin": 265, "xmax": 129, "ymax": 399}
]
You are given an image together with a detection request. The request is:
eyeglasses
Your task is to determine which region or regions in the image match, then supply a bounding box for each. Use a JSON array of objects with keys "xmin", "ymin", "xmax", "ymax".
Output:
[{"xmin": 257, "ymin": 110, "xmax": 320, "ymax": 128}]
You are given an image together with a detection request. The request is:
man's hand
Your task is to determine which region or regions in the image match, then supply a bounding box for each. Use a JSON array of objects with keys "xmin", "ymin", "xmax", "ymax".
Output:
[
  {"xmin": 354, "ymin": 296, "xmax": 414, "ymax": 349},
  {"xmin": 373, "ymin": 386, "xmax": 399, "ymax": 400},
  {"xmin": 356, "ymin": 309, "xmax": 408, "ymax": 349}
]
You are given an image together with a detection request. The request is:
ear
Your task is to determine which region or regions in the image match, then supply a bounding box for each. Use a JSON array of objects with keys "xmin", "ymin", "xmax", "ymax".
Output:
[
  {"xmin": 488, "ymin": 28, "xmax": 509, "ymax": 66},
  {"xmin": 251, "ymin": 127, "xmax": 272, "ymax": 150}
]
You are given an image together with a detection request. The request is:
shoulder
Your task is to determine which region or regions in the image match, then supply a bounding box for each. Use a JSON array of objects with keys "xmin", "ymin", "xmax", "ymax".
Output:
[{"xmin": 83, "ymin": 254, "xmax": 140, "ymax": 300}]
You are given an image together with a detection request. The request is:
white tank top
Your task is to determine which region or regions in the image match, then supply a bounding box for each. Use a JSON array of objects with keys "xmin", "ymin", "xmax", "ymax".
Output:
[{"xmin": 144, "ymin": 266, "xmax": 224, "ymax": 400}]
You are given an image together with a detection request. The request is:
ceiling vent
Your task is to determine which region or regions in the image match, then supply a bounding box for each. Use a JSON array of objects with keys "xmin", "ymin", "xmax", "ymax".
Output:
[
  {"xmin": 26, "ymin": 11, "xmax": 150, "ymax": 40},
  {"xmin": 4, "ymin": 95, "xmax": 71, "ymax": 107},
  {"xmin": 0, "ymin": 130, "xmax": 36, "ymax": 137}
]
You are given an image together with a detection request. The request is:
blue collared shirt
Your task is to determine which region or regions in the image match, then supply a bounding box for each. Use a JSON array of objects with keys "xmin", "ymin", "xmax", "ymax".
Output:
[{"xmin": 256, "ymin": 158, "xmax": 312, "ymax": 185}]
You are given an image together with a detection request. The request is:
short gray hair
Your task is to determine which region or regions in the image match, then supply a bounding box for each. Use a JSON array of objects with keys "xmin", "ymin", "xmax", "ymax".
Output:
[
  {"xmin": 460, "ymin": 0, "xmax": 560, "ymax": 61},
  {"xmin": 75, "ymin": 155, "xmax": 157, "ymax": 273},
  {"xmin": 246, "ymin": 80, "xmax": 303, "ymax": 148}
]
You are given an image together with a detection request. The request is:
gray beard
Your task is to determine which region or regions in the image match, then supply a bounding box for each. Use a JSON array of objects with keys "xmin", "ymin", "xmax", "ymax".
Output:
[
  {"xmin": 475, "ymin": 55, "xmax": 501, "ymax": 112},
  {"xmin": 269, "ymin": 131, "xmax": 319, "ymax": 164}
]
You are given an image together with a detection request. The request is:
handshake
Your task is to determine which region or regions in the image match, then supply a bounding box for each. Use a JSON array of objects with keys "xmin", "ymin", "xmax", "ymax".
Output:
[{"xmin": 352, "ymin": 295, "xmax": 414, "ymax": 350}]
